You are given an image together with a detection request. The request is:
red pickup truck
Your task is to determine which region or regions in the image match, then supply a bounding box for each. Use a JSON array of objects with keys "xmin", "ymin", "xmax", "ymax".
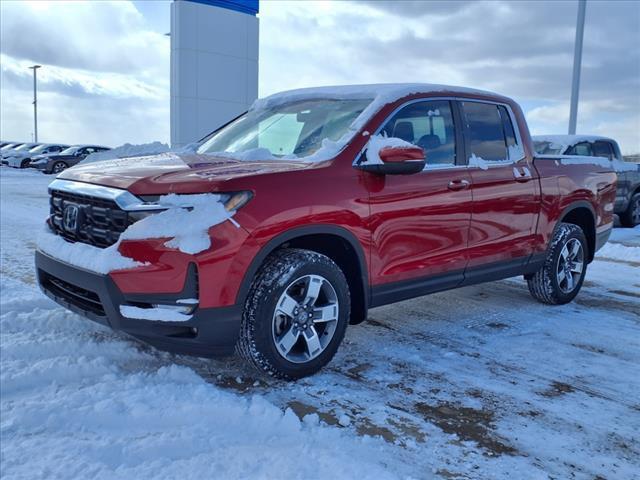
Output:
[{"xmin": 36, "ymin": 84, "xmax": 617, "ymax": 379}]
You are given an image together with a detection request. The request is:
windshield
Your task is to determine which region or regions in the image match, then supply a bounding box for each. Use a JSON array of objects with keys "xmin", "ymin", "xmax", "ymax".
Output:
[
  {"xmin": 60, "ymin": 146, "xmax": 80, "ymax": 155},
  {"xmin": 533, "ymin": 140, "xmax": 565, "ymax": 155},
  {"xmin": 197, "ymin": 98, "xmax": 372, "ymax": 160},
  {"xmin": 29, "ymin": 144, "xmax": 49, "ymax": 153},
  {"xmin": 14, "ymin": 144, "xmax": 36, "ymax": 152},
  {"xmin": 0, "ymin": 144, "xmax": 18, "ymax": 151}
]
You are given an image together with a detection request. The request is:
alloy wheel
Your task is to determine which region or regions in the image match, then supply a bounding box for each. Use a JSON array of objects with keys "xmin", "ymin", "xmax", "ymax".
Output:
[
  {"xmin": 271, "ymin": 274, "xmax": 339, "ymax": 363},
  {"xmin": 556, "ymin": 238, "xmax": 584, "ymax": 293}
]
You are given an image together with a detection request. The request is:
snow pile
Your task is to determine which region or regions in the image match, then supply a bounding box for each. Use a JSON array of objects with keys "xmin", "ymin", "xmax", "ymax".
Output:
[
  {"xmin": 0, "ymin": 281, "xmax": 402, "ymax": 479},
  {"xmin": 37, "ymin": 193, "xmax": 235, "ymax": 274},
  {"xmin": 598, "ymin": 241, "xmax": 640, "ymax": 262},
  {"xmin": 81, "ymin": 142, "xmax": 170, "ymax": 164},
  {"xmin": 121, "ymin": 193, "xmax": 234, "ymax": 255},
  {"xmin": 37, "ymin": 228, "xmax": 144, "ymax": 274},
  {"xmin": 364, "ymin": 134, "xmax": 416, "ymax": 165},
  {"xmin": 119, "ymin": 305, "xmax": 193, "ymax": 322}
]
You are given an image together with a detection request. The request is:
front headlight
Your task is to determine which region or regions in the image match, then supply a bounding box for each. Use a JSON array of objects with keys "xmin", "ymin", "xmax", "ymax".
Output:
[
  {"xmin": 220, "ymin": 191, "xmax": 253, "ymax": 213},
  {"xmin": 128, "ymin": 191, "xmax": 253, "ymax": 223}
]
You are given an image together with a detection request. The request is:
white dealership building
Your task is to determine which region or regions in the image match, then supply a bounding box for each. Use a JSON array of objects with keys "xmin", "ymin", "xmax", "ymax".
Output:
[{"xmin": 170, "ymin": 0, "xmax": 259, "ymax": 147}]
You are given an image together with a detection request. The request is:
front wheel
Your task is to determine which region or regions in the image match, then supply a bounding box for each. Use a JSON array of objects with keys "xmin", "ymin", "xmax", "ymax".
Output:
[
  {"xmin": 237, "ymin": 248, "xmax": 350, "ymax": 380},
  {"xmin": 620, "ymin": 193, "xmax": 640, "ymax": 228},
  {"xmin": 51, "ymin": 161, "xmax": 68, "ymax": 174},
  {"xmin": 527, "ymin": 223, "xmax": 588, "ymax": 305}
]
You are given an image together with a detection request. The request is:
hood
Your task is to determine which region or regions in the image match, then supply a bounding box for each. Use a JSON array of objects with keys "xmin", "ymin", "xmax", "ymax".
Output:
[{"xmin": 58, "ymin": 152, "xmax": 320, "ymax": 194}]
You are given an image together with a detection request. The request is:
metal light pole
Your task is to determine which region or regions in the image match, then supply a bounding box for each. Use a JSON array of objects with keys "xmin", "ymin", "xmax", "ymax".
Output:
[
  {"xmin": 28, "ymin": 65, "xmax": 41, "ymax": 142},
  {"xmin": 568, "ymin": 0, "xmax": 587, "ymax": 135}
]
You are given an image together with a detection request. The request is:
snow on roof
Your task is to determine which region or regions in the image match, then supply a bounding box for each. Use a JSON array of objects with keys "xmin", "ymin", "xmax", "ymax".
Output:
[
  {"xmin": 253, "ymin": 83, "xmax": 506, "ymax": 133},
  {"xmin": 253, "ymin": 83, "xmax": 502, "ymax": 111},
  {"xmin": 247, "ymin": 84, "xmax": 509, "ymax": 163}
]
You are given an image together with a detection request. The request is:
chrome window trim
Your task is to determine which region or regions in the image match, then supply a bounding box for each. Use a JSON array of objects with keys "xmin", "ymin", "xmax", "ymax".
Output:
[{"xmin": 48, "ymin": 179, "xmax": 165, "ymax": 211}]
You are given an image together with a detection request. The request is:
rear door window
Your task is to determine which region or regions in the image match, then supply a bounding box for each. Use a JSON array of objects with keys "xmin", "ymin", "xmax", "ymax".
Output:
[
  {"xmin": 461, "ymin": 102, "xmax": 508, "ymax": 162},
  {"xmin": 593, "ymin": 141, "xmax": 614, "ymax": 160},
  {"xmin": 567, "ymin": 142, "xmax": 592, "ymax": 156}
]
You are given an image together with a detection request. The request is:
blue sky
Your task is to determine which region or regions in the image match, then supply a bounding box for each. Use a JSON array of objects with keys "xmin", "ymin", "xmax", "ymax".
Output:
[{"xmin": 1, "ymin": 0, "xmax": 639, "ymax": 153}]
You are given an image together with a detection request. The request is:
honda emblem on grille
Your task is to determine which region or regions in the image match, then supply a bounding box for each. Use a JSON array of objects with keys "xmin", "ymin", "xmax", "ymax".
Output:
[{"xmin": 63, "ymin": 205, "xmax": 79, "ymax": 232}]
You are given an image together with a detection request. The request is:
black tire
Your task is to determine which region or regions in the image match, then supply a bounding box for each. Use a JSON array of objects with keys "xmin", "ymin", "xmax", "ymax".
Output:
[
  {"xmin": 20, "ymin": 159, "xmax": 30, "ymax": 169},
  {"xmin": 237, "ymin": 248, "xmax": 350, "ymax": 380},
  {"xmin": 51, "ymin": 161, "xmax": 68, "ymax": 174},
  {"xmin": 619, "ymin": 193, "xmax": 640, "ymax": 228},
  {"xmin": 527, "ymin": 223, "xmax": 588, "ymax": 305}
]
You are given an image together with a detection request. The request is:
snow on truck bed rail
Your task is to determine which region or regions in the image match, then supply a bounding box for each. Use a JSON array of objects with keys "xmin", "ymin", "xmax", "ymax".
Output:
[{"xmin": 537, "ymin": 154, "xmax": 638, "ymax": 171}]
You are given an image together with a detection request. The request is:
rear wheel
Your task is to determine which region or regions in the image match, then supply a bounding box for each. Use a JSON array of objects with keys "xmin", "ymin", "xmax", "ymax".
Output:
[
  {"xmin": 237, "ymin": 248, "xmax": 350, "ymax": 380},
  {"xmin": 20, "ymin": 159, "xmax": 30, "ymax": 168},
  {"xmin": 620, "ymin": 193, "xmax": 640, "ymax": 228},
  {"xmin": 527, "ymin": 223, "xmax": 588, "ymax": 305},
  {"xmin": 51, "ymin": 161, "xmax": 68, "ymax": 174}
]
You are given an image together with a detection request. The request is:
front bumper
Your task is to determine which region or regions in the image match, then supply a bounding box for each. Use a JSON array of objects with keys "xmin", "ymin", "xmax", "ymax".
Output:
[
  {"xmin": 31, "ymin": 161, "xmax": 50, "ymax": 172},
  {"xmin": 36, "ymin": 250, "xmax": 241, "ymax": 356}
]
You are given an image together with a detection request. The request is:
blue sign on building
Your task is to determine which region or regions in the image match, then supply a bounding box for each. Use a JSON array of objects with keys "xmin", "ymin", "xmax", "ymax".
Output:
[{"xmin": 185, "ymin": 0, "xmax": 259, "ymax": 16}]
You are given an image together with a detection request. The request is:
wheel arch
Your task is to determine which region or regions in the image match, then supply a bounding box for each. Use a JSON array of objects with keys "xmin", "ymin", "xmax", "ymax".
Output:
[
  {"xmin": 557, "ymin": 201, "xmax": 596, "ymax": 262},
  {"xmin": 237, "ymin": 225, "xmax": 369, "ymax": 325}
]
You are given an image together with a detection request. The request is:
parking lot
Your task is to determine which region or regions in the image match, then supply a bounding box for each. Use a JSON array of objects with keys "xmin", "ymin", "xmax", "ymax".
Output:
[{"xmin": 1, "ymin": 167, "xmax": 639, "ymax": 479}]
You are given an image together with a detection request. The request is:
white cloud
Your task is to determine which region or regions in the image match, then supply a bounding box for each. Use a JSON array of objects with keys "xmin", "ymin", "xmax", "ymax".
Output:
[{"xmin": 0, "ymin": 0, "xmax": 169, "ymax": 146}]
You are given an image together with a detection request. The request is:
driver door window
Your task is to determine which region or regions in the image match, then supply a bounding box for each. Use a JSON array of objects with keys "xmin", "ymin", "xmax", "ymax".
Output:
[{"xmin": 381, "ymin": 100, "xmax": 457, "ymax": 166}]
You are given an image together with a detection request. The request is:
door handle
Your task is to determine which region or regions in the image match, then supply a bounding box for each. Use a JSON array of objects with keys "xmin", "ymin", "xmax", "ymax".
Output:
[
  {"xmin": 513, "ymin": 166, "xmax": 532, "ymax": 182},
  {"xmin": 448, "ymin": 179, "xmax": 470, "ymax": 191}
]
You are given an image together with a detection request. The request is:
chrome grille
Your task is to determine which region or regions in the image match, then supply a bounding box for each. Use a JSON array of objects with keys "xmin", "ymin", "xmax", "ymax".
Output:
[{"xmin": 48, "ymin": 188, "xmax": 132, "ymax": 248}]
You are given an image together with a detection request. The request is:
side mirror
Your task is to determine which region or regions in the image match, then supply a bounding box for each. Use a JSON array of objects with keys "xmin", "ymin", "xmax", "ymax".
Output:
[{"xmin": 357, "ymin": 145, "xmax": 426, "ymax": 175}]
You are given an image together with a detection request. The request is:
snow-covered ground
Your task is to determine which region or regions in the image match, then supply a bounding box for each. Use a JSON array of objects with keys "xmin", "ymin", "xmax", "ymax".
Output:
[{"xmin": 1, "ymin": 167, "xmax": 639, "ymax": 480}]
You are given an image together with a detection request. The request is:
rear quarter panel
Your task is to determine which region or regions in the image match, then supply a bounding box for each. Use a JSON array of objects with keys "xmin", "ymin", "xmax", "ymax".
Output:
[{"xmin": 532, "ymin": 156, "xmax": 616, "ymax": 255}]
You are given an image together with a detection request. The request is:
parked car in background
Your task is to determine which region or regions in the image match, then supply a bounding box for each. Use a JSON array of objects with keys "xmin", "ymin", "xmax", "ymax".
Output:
[
  {"xmin": 30, "ymin": 145, "xmax": 111, "ymax": 174},
  {"xmin": 36, "ymin": 84, "xmax": 616, "ymax": 379},
  {"xmin": 6, "ymin": 143, "xmax": 69, "ymax": 169},
  {"xmin": 533, "ymin": 135, "xmax": 640, "ymax": 227},
  {"xmin": 1, "ymin": 143, "xmax": 39, "ymax": 164}
]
